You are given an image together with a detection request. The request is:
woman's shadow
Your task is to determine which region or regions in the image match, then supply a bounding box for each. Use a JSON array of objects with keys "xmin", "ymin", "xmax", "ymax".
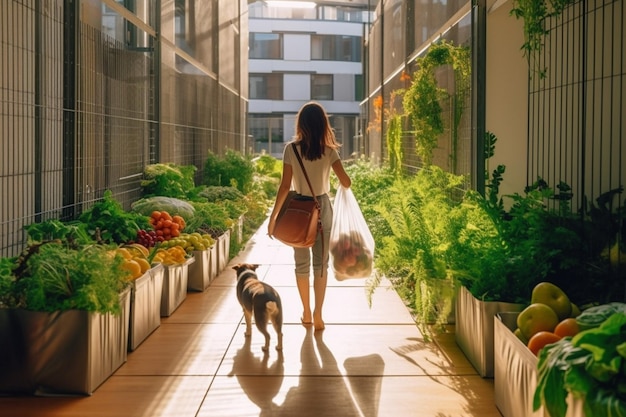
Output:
[{"xmin": 272, "ymin": 328, "xmax": 384, "ymax": 417}]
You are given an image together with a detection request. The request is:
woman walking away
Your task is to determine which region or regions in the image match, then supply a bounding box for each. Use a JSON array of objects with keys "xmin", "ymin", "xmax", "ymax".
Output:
[{"xmin": 268, "ymin": 102, "xmax": 351, "ymax": 331}]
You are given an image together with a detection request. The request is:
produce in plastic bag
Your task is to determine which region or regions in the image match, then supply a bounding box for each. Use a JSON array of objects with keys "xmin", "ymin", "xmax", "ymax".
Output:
[{"xmin": 330, "ymin": 186, "xmax": 375, "ymax": 280}]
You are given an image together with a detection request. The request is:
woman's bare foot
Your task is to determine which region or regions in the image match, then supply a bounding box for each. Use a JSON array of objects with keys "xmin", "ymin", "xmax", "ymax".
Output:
[
  {"xmin": 301, "ymin": 311, "xmax": 313, "ymax": 326},
  {"xmin": 313, "ymin": 311, "xmax": 325, "ymax": 331}
]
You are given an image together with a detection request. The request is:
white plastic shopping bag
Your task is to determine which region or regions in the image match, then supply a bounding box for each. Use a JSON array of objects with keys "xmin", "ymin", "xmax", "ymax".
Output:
[{"xmin": 330, "ymin": 186, "xmax": 375, "ymax": 280}]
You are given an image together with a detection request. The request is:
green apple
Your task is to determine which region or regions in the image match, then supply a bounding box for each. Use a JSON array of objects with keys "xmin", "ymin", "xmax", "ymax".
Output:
[
  {"xmin": 570, "ymin": 303, "xmax": 581, "ymax": 318},
  {"xmin": 531, "ymin": 282, "xmax": 572, "ymax": 320},
  {"xmin": 514, "ymin": 328, "xmax": 529, "ymax": 344},
  {"xmin": 516, "ymin": 303, "xmax": 560, "ymax": 340}
]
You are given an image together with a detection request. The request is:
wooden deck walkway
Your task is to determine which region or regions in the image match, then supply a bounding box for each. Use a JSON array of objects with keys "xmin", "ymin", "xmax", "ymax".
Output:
[{"xmin": 0, "ymin": 220, "xmax": 502, "ymax": 417}]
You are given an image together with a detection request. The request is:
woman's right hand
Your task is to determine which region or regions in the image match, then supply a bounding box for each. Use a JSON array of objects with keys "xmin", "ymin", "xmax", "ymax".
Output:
[{"xmin": 267, "ymin": 216, "xmax": 276, "ymax": 238}]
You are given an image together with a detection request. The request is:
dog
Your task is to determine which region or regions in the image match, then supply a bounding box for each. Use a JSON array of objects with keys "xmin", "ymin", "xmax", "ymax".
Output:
[{"xmin": 233, "ymin": 263, "xmax": 283, "ymax": 352}]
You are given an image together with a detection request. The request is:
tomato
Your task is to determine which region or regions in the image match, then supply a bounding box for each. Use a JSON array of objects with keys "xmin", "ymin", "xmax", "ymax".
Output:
[
  {"xmin": 554, "ymin": 318, "xmax": 580, "ymax": 338},
  {"xmin": 527, "ymin": 331, "xmax": 562, "ymax": 356},
  {"xmin": 151, "ymin": 211, "xmax": 161, "ymax": 220}
]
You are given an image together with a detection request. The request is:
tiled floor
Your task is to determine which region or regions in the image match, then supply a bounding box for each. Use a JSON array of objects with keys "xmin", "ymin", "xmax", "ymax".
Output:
[{"xmin": 0, "ymin": 221, "xmax": 502, "ymax": 417}]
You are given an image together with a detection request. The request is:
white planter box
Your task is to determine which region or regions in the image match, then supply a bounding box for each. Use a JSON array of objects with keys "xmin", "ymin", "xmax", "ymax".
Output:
[
  {"xmin": 128, "ymin": 264, "xmax": 164, "ymax": 351},
  {"xmin": 455, "ymin": 285, "xmax": 524, "ymax": 377},
  {"xmin": 187, "ymin": 248, "xmax": 215, "ymax": 292},
  {"xmin": 0, "ymin": 289, "xmax": 130, "ymax": 396},
  {"xmin": 160, "ymin": 257, "xmax": 194, "ymax": 317},
  {"xmin": 216, "ymin": 230, "xmax": 231, "ymax": 274}
]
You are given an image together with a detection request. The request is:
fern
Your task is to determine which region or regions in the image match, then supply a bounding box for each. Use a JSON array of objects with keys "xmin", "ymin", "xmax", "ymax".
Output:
[{"xmin": 372, "ymin": 167, "xmax": 466, "ymax": 327}]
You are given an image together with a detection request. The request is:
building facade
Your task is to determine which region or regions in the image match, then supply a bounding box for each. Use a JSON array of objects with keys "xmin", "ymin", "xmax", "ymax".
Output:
[{"xmin": 247, "ymin": 0, "xmax": 375, "ymax": 159}]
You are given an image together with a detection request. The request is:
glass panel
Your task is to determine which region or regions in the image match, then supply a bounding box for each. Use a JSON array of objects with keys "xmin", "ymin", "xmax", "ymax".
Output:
[
  {"xmin": 249, "ymin": 74, "xmax": 283, "ymax": 99},
  {"xmin": 250, "ymin": 33, "xmax": 283, "ymax": 59},
  {"xmin": 311, "ymin": 35, "xmax": 361, "ymax": 61},
  {"xmin": 311, "ymin": 74, "xmax": 333, "ymax": 100}
]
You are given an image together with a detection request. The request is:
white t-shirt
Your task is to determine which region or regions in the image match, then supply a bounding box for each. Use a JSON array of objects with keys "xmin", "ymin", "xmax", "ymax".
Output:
[{"xmin": 283, "ymin": 142, "xmax": 340, "ymax": 197}]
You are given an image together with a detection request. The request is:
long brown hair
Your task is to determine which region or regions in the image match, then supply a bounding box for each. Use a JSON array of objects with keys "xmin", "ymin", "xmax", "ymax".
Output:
[{"xmin": 294, "ymin": 102, "xmax": 340, "ymax": 161}]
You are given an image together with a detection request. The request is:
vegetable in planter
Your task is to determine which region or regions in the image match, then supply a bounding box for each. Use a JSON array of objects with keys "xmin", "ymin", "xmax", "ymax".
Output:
[{"xmin": 534, "ymin": 308, "xmax": 626, "ymax": 417}]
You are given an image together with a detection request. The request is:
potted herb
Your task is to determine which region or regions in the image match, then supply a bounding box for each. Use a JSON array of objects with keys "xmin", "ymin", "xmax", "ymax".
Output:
[{"xmin": 0, "ymin": 234, "xmax": 131, "ymax": 395}]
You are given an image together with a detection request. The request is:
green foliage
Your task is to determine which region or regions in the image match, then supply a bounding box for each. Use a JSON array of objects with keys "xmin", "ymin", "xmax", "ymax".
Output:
[
  {"xmin": 0, "ymin": 257, "xmax": 17, "ymax": 308},
  {"xmin": 203, "ymin": 149, "xmax": 255, "ymax": 194},
  {"xmin": 24, "ymin": 219, "xmax": 92, "ymax": 245},
  {"xmin": 253, "ymin": 153, "xmax": 283, "ymax": 178},
  {"xmin": 184, "ymin": 201, "xmax": 233, "ymax": 238},
  {"xmin": 403, "ymin": 40, "xmax": 471, "ymax": 167},
  {"xmin": 534, "ymin": 312, "xmax": 626, "ymax": 417},
  {"xmin": 196, "ymin": 186, "xmax": 245, "ymax": 203},
  {"xmin": 8, "ymin": 241, "xmax": 129, "ymax": 314},
  {"xmin": 79, "ymin": 190, "xmax": 149, "ymax": 244},
  {"xmin": 510, "ymin": 0, "xmax": 577, "ymax": 78},
  {"xmin": 372, "ymin": 166, "xmax": 466, "ymax": 328},
  {"xmin": 140, "ymin": 163, "xmax": 197, "ymax": 198}
]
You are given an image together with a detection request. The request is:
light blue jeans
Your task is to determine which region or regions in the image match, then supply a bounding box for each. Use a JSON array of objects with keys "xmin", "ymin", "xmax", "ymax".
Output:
[{"xmin": 293, "ymin": 193, "xmax": 332, "ymax": 278}]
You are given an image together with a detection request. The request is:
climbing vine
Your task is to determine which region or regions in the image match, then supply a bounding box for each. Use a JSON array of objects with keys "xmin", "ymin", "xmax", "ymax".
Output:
[
  {"xmin": 510, "ymin": 0, "xmax": 577, "ymax": 78},
  {"xmin": 402, "ymin": 40, "xmax": 471, "ymax": 168}
]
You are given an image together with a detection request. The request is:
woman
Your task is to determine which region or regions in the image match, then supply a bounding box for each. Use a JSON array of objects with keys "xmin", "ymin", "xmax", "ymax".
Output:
[{"xmin": 268, "ymin": 102, "xmax": 352, "ymax": 331}]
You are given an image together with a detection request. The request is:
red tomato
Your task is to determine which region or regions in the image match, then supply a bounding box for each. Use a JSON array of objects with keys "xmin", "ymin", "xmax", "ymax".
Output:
[
  {"xmin": 527, "ymin": 331, "xmax": 562, "ymax": 356},
  {"xmin": 554, "ymin": 318, "xmax": 580, "ymax": 338}
]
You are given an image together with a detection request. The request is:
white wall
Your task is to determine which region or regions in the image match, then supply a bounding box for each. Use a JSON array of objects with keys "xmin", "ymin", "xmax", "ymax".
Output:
[{"xmin": 485, "ymin": 0, "xmax": 529, "ymax": 197}]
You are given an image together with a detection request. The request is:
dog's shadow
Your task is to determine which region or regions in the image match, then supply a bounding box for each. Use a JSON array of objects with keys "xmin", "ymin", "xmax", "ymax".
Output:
[{"xmin": 227, "ymin": 335, "xmax": 284, "ymax": 412}]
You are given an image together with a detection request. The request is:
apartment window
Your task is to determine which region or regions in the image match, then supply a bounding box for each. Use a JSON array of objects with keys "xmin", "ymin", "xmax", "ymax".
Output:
[
  {"xmin": 354, "ymin": 74, "xmax": 364, "ymax": 101},
  {"xmin": 250, "ymin": 73, "xmax": 283, "ymax": 99},
  {"xmin": 249, "ymin": 33, "xmax": 283, "ymax": 59},
  {"xmin": 311, "ymin": 35, "xmax": 361, "ymax": 62},
  {"xmin": 311, "ymin": 74, "xmax": 333, "ymax": 100}
]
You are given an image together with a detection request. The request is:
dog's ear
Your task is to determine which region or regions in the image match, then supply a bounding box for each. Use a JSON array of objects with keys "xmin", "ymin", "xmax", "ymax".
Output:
[
  {"xmin": 232, "ymin": 264, "xmax": 241, "ymax": 271},
  {"xmin": 251, "ymin": 264, "xmax": 260, "ymax": 270}
]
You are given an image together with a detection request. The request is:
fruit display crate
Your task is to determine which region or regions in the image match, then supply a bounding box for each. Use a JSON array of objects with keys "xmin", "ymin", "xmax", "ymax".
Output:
[
  {"xmin": 455, "ymin": 285, "xmax": 524, "ymax": 377},
  {"xmin": 216, "ymin": 229, "xmax": 231, "ymax": 274},
  {"xmin": 128, "ymin": 264, "xmax": 164, "ymax": 351},
  {"xmin": 494, "ymin": 312, "xmax": 584, "ymax": 417},
  {"xmin": 160, "ymin": 257, "xmax": 194, "ymax": 317},
  {"xmin": 187, "ymin": 247, "xmax": 217, "ymax": 292},
  {"xmin": 0, "ymin": 288, "xmax": 130, "ymax": 396}
]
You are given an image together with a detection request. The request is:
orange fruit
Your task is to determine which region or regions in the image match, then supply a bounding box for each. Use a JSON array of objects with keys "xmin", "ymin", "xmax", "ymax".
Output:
[
  {"xmin": 135, "ymin": 258, "xmax": 151, "ymax": 274},
  {"xmin": 527, "ymin": 331, "xmax": 562, "ymax": 356},
  {"xmin": 121, "ymin": 259, "xmax": 142, "ymax": 280},
  {"xmin": 554, "ymin": 318, "xmax": 580, "ymax": 338}
]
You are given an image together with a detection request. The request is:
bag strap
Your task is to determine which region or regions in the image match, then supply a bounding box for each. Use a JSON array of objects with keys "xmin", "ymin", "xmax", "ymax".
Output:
[
  {"xmin": 291, "ymin": 143, "xmax": 320, "ymax": 206},
  {"xmin": 291, "ymin": 143, "xmax": 325, "ymax": 278}
]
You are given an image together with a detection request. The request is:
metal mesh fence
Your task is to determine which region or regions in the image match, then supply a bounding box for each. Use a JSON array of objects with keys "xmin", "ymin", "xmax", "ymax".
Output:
[{"xmin": 0, "ymin": 1, "xmax": 247, "ymax": 257}]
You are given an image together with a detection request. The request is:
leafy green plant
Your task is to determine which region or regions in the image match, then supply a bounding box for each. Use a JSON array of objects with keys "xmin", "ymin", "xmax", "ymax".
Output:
[
  {"xmin": 185, "ymin": 201, "xmax": 233, "ymax": 238},
  {"xmin": 510, "ymin": 0, "xmax": 577, "ymax": 78},
  {"xmin": 203, "ymin": 149, "xmax": 255, "ymax": 194},
  {"xmin": 372, "ymin": 166, "xmax": 466, "ymax": 329},
  {"xmin": 403, "ymin": 40, "xmax": 471, "ymax": 167},
  {"xmin": 7, "ymin": 241, "xmax": 129, "ymax": 314},
  {"xmin": 79, "ymin": 190, "xmax": 150, "ymax": 244},
  {"xmin": 195, "ymin": 185, "xmax": 245, "ymax": 203},
  {"xmin": 140, "ymin": 163, "xmax": 197, "ymax": 198},
  {"xmin": 385, "ymin": 90, "xmax": 405, "ymax": 175},
  {"xmin": 534, "ymin": 312, "xmax": 626, "ymax": 417}
]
